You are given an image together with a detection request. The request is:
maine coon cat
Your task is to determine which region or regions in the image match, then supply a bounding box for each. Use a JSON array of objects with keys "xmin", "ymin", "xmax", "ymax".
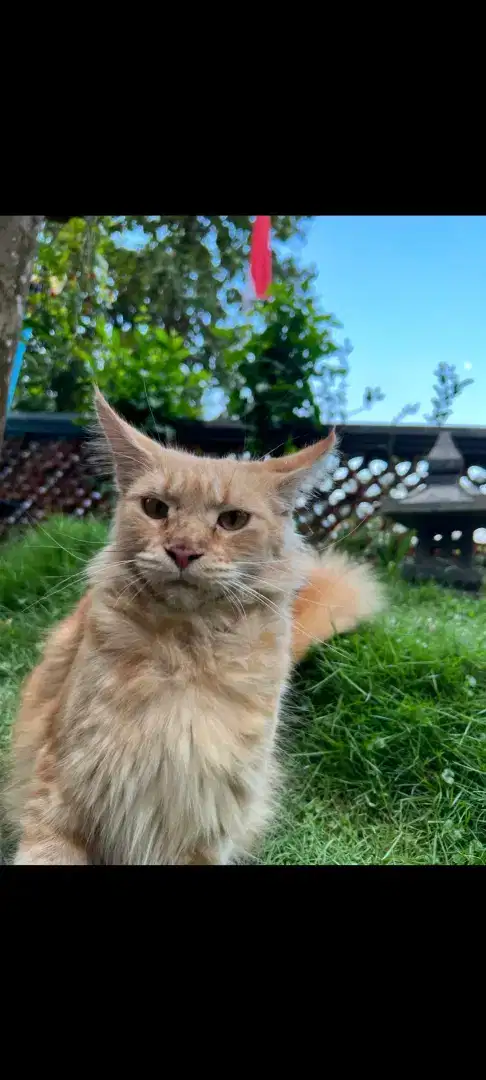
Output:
[{"xmin": 7, "ymin": 390, "xmax": 383, "ymax": 864}]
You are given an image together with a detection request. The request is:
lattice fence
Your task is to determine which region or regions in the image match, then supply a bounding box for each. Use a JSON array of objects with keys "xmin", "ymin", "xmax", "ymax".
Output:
[
  {"xmin": 0, "ymin": 437, "xmax": 109, "ymax": 539},
  {"xmin": 299, "ymin": 449, "xmax": 486, "ymax": 551},
  {"xmin": 2, "ymin": 431, "xmax": 486, "ymax": 552}
]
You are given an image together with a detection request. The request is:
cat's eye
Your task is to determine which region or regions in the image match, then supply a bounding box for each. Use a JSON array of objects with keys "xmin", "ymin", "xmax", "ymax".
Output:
[
  {"xmin": 141, "ymin": 497, "xmax": 169, "ymax": 520},
  {"xmin": 217, "ymin": 509, "xmax": 250, "ymax": 531}
]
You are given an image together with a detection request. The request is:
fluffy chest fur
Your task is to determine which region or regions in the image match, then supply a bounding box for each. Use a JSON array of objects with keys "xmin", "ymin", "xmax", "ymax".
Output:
[{"xmin": 55, "ymin": 594, "xmax": 291, "ymax": 865}]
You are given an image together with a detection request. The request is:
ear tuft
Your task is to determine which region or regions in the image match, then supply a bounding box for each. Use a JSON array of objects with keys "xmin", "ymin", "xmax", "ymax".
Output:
[
  {"xmin": 91, "ymin": 387, "xmax": 156, "ymax": 492},
  {"xmin": 262, "ymin": 430, "xmax": 336, "ymax": 476},
  {"xmin": 261, "ymin": 429, "xmax": 337, "ymax": 506}
]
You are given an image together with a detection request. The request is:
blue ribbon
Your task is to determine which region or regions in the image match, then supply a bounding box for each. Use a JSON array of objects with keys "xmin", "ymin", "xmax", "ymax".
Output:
[{"xmin": 7, "ymin": 326, "xmax": 32, "ymax": 411}]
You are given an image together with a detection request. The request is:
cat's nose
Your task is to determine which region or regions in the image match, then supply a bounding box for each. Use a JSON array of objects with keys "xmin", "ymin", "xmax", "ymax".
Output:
[{"xmin": 165, "ymin": 545, "xmax": 204, "ymax": 571}]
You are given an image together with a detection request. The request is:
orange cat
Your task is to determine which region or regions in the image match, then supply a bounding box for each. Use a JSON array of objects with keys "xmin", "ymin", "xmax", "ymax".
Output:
[{"xmin": 7, "ymin": 391, "xmax": 383, "ymax": 865}]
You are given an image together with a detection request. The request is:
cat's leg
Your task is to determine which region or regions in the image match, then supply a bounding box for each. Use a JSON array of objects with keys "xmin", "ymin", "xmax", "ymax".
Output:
[
  {"xmin": 14, "ymin": 787, "xmax": 88, "ymax": 864},
  {"xmin": 12, "ymin": 744, "xmax": 89, "ymax": 864},
  {"xmin": 15, "ymin": 826, "xmax": 89, "ymax": 865}
]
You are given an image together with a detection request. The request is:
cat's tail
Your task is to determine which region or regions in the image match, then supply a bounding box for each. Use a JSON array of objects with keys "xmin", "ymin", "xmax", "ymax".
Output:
[{"xmin": 291, "ymin": 550, "xmax": 384, "ymax": 663}]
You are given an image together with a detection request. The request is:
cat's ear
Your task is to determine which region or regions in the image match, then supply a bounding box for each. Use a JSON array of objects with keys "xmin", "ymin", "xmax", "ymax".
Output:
[
  {"xmin": 260, "ymin": 430, "xmax": 336, "ymax": 506},
  {"xmin": 93, "ymin": 387, "xmax": 156, "ymax": 492}
]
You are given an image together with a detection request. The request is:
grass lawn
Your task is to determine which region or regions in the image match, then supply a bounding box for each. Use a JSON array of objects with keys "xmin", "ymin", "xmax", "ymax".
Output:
[{"xmin": 1, "ymin": 516, "xmax": 486, "ymax": 865}]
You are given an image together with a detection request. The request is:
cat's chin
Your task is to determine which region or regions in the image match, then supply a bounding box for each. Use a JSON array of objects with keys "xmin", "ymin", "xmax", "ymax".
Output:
[
  {"xmin": 135, "ymin": 570, "xmax": 226, "ymax": 613},
  {"xmin": 159, "ymin": 582, "xmax": 204, "ymax": 611}
]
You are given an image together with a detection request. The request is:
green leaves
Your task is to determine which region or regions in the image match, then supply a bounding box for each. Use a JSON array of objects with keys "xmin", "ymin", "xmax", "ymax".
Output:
[
  {"xmin": 94, "ymin": 324, "xmax": 204, "ymax": 426},
  {"xmin": 15, "ymin": 215, "xmax": 313, "ymax": 424},
  {"xmin": 424, "ymin": 362, "xmax": 474, "ymax": 426},
  {"xmin": 223, "ymin": 278, "xmax": 346, "ymax": 453},
  {"xmin": 11, "ymin": 216, "xmax": 477, "ymax": 443}
]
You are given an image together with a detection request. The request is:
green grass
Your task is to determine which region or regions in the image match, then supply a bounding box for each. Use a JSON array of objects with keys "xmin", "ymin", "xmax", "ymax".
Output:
[{"xmin": 1, "ymin": 516, "xmax": 486, "ymax": 864}]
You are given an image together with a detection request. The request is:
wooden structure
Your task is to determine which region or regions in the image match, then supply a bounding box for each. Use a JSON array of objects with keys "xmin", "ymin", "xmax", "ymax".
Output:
[{"xmin": 381, "ymin": 430, "xmax": 486, "ymax": 590}]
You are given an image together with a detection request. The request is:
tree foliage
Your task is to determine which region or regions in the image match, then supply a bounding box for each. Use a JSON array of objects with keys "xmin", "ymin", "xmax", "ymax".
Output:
[
  {"xmin": 423, "ymin": 362, "xmax": 474, "ymax": 426},
  {"xmin": 13, "ymin": 216, "xmax": 474, "ymax": 436},
  {"xmin": 222, "ymin": 271, "xmax": 388, "ymax": 452},
  {"xmin": 16, "ymin": 216, "xmax": 312, "ymax": 426},
  {"xmin": 223, "ymin": 275, "xmax": 343, "ymax": 452}
]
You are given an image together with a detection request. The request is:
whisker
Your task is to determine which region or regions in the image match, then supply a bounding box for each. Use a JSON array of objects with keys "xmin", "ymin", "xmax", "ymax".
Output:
[
  {"xmin": 27, "ymin": 540, "xmax": 105, "ymax": 549},
  {"xmin": 25, "ymin": 517, "xmax": 91, "ymax": 563},
  {"xmin": 141, "ymin": 374, "xmax": 164, "ymax": 447},
  {"xmin": 50, "ymin": 535, "xmax": 109, "ymax": 546},
  {"xmin": 232, "ymin": 580, "xmax": 285, "ymax": 620},
  {"xmin": 233, "ymin": 578, "xmax": 345, "ymax": 655},
  {"xmin": 16, "ymin": 559, "xmax": 138, "ymax": 617},
  {"xmin": 221, "ymin": 581, "xmax": 247, "ymax": 623},
  {"xmin": 15, "ymin": 573, "xmax": 91, "ymax": 617},
  {"xmin": 323, "ymin": 516, "xmax": 367, "ymax": 550},
  {"xmin": 237, "ymin": 573, "xmax": 341, "ymax": 612},
  {"xmin": 220, "ymin": 583, "xmax": 242, "ymax": 622},
  {"xmin": 113, "ymin": 570, "xmax": 144, "ymax": 610},
  {"xmin": 258, "ymin": 438, "xmax": 292, "ymax": 460}
]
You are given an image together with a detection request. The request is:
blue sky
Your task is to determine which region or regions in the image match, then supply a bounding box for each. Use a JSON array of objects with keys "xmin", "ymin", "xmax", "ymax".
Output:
[
  {"xmin": 117, "ymin": 216, "xmax": 486, "ymax": 426},
  {"xmin": 297, "ymin": 216, "xmax": 486, "ymax": 426}
]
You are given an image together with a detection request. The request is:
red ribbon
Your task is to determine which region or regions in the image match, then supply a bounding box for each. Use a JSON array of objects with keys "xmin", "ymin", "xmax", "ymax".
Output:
[{"xmin": 250, "ymin": 215, "xmax": 272, "ymax": 299}]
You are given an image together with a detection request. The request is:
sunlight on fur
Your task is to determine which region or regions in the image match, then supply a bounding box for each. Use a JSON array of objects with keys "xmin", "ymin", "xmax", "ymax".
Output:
[{"xmin": 5, "ymin": 390, "xmax": 384, "ymax": 865}]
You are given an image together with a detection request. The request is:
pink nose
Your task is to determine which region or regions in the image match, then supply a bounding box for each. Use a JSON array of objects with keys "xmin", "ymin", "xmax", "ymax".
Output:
[{"xmin": 165, "ymin": 546, "xmax": 203, "ymax": 571}]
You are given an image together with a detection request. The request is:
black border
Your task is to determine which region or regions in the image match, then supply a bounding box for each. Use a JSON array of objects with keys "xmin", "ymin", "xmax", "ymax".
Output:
[
  {"xmin": 4, "ymin": 125, "xmax": 485, "ymax": 214},
  {"xmin": 3, "ymin": 863, "xmax": 485, "ymax": 906},
  {"xmin": 3, "ymin": 865, "xmax": 484, "ymax": 971},
  {"xmin": 3, "ymin": 68, "xmax": 482, "ymax": 212}
]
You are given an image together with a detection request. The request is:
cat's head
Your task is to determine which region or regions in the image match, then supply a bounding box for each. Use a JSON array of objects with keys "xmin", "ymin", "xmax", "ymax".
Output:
[{"xmin": 94, "ymin": 389, "xmax": 335, "ymax": 610}]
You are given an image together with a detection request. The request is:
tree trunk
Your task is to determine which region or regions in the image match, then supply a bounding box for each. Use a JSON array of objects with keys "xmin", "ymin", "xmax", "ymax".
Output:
[{"xmin": 0, "ymin": 216, "xmax": 44, "ymax": 451}]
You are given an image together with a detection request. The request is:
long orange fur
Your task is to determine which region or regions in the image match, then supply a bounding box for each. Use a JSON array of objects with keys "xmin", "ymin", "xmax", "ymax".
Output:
[{"xmin": 6, "ymin": 392, "xmax": 383, "ymax": 864}]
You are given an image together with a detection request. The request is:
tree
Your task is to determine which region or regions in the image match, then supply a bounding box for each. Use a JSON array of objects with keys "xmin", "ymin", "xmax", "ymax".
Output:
[
  {"xmin": 16, "ymin": 216, "xmax": 312, "ymax": 422},
  {"xmin": 223, "ymin": 275, "xmax": 340, "ymax": 453},
  {"xmin": 0, "ymin": 216, "xmax": 43, "ymax": 449},
  {"xmin": 223, "ymin": 271, "xmax": 386, "ymax": 454},
  {"xmin": 11, "ymin": 217, "xmax": 478, "ymax": 439}
]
